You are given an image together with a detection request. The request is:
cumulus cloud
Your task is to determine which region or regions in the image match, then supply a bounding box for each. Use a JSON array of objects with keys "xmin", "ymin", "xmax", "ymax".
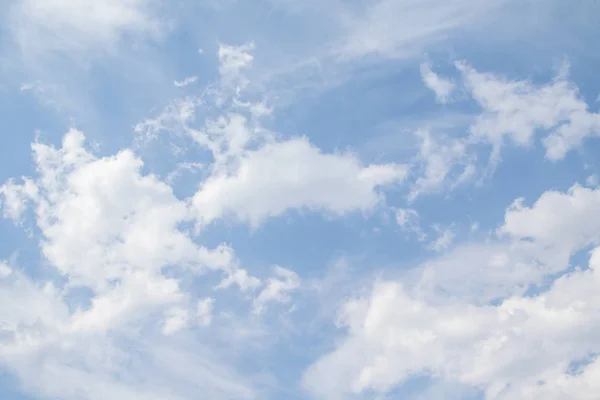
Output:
[
  {"xmin": 2, "ymin": 129, "xmax": 239, "ymax": 290},
  {"xmin": 193, "ymin": 138, "xmax": 408, "ymax": 228},
  {"xmin": 304, "ymin": 183, "xmax": 600, "ymax": 399},
  {"xmin": 2, "ymin": 3, "xmax": 598, "ymax": 398},
  {"xmin": 215, "ymin": 268, "xmax": 261, "ymax": 292},
  {"xmin": 420, "ymin": 61, "xmax": 456, "ymax": 103},
  {"xmin": 0, "ymin": 41, "xmax": 421, "ymax": 398},
  {"xmin": 305, "ymin": 254, "xmax": 600, "ymax": 399},
  {"xmin": 0, "ymin": 260, "xmax": 258, "ymax": 400},
  {"xmin": 137, "ymin": 42, "xmax": 409, "ymax": 228},
  {"xmin": 0, "ymin": 128, "xmax": 268, "ymax": 399}
]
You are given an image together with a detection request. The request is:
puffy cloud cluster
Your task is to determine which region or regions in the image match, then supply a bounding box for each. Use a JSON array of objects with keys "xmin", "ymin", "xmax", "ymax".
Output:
[
  {"xmin": 457, "ymin": 61, "xmax": 600, "ymax": 162},
  {"xmin": 304, "ymin": 183, "xmax": 600, "ymax": 399},
  {"xmin": 412, "ymin": 61, "xmax": 600, "ymax": 199},
  {"xmin": 0, "ymin": 41, "xmax": 413, "ymax": 399},
  {"xmin": 2, "ymin": 4, "xmax": 600, "ymax": 398}
]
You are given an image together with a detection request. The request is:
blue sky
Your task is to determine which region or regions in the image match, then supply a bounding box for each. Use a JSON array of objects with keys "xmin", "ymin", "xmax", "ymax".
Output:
[{"xmin": 1, "ymin": 1, "xmax": 600, "ymax": 399}]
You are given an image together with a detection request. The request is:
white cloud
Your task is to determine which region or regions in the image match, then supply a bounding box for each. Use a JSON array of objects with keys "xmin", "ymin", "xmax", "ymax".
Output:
[
  {"xmin": 215, "ymin": 268, "xmax": 261, "ymax": 292},
  {"xmin": 0, "ymin": 276, "xmax": 257, "ymax": 400},
  {"xmin": 68, "ymin": 271, "xmax": 183, "ymax": 334},
  {"xmin": 0, "ymin": 128, "xmax": 266, "ymax": 399},
  {"xmin": 304, "ymin": 251, "xmax": 600, "ymax": 399},
  {"xmin": 413, "ymin": 243, "xmax": 537, "ymax": 303},
  {"xmin": 5, "ymin": 129, "xmax": 238, "ymax": 291},
  {"xmin": 395, "ymin": 208, "xmax": 419, "ymax": 227},
  {"xmin": 0, "ymin": 3, "xmax": 598, "ymax": 399},
  {"xmin": 420, "ymin": 61, "xmax": 455, "ymax": 103},
  {"xmin": 415, "ymin": 184, "xmax": 600, "ymax": 304},
  {"xmin": 409, "ymin": 130, "xmax": 473, "ymax": 200},
  {"xmin": 337, "ymin": 0, "xmax": 502, "ymax": 59},
  {"xmin": 457, "ymin": 61, "xmax": 600, "ymax": 162},
  {"xmin": 253, "ymin": 266, "xmax": 300, "ymax": 315},
  {"xmin": 0, "ymin": 264, "xmax": 68, "ymax": 338},
  {"xmin": 193, "ymin": 137, "xmax": 408, "ymax": 228},
  {"xmin": 174, "ymin": 76, "xmax": 198, "ymax": 87},
  {"xmin": 162, "ymin": 307, "xmax": 190, "ymax": 336},
  {"xmin": 304, "ymin": 183, "xmax": 600, "ymax": 399},
  {"xmin": 499, "ymin": 185, "xmax": 600, "ymax": 268},
  {"xmin": 586, "ymin": 174, "xmax": 599, "ymax": 188},
  {"xmin": 0, "ymin": 262, "xmax": 12, "ymax": 278},
  {"xmin": 427, "ymin": 224, "xmax": 456, "ymax": 252},
  {"xmin": 192, "ymin": 112, "xmax": 263, "ymax": 164},
  {"xmin": 8, "ymin": 0, "xmax": 161, "ymax": 54},
  {"xmin": 218, "ymin": 42, "xmax": 255, "ymax": 89},
  {"xmin": 166, "ymin": 162, "xmax": 205, "ymax": 185},
  {"xmin": 395, "ymin": 208, "xmax": 425, "ymax": 241},
  {"xmin": 408, "ymin": 62, "xmax": 600, "ymax": 196},
  {"xmin": 134, "ymin": 97, "xmax": 200, "ymax": 143},
  {"xmin": 196, "ymin": 297, "xmax": 215, "ymax": 327},
  {"xmin": 136, "ymin": 44, "xmax": 409, "ymax": 229},
  {"xmin": 0, "ymin": 177, "xmax": 38, "ymax": 223},
  {"xmin": 3, "ymin": 0, "xmax": 171, "ymax": 138}
]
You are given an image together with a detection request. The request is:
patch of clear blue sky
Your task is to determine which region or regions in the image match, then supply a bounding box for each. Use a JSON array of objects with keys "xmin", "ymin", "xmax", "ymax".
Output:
[{"xmin": 0, "ymin": 372, "xmax": 35, "ymax": 400}]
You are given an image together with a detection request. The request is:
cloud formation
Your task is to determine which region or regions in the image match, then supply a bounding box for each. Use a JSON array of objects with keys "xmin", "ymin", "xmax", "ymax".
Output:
[
  {"xmin": 304, "ymin": 184, "xmax": 600, "ymax": 399},
  {"xmin": 1, "ymin": 3, "xmax": 600, "ymax": 400}
]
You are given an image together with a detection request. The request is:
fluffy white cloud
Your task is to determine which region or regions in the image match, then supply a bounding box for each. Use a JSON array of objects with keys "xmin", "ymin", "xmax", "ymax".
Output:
[
  {"xmin": 457, "ymin": 61, "xmax": 600, "ymax": 162},
  {"xmin": 135, "ymin": 43, "xmax": 409, "ymax": 229},
  {"xmin": 420, "ymin": 62, "xmax": 456, "ymax": 103},
  {"xmin": 499, "ymin": 184, "xmax": 600, "ymax": 270},
  {"xmin": 6, "ymin": 129, "xmax": 237, "ymax": 291},
  {"xmin": 409, "ymin": 62, "xmax": 600, "ymax": 197},
  {"xmin": 414, "ymin": 184, "xmax": 600, "ymax": 304},
  {"xmin": 305, "ymin": 252, "xmax": 600, "ymax": 399},
  {"xmin": 0, "ymin": 129, "xmax": 270, "ymax": 399},
  {"xmin": 304, "ymin": 183, "xmax": 600, "ymax": 399},
  {"xmin": 0, "ymin": 177, "xmax": 37, "ymax": 223},
  {"xmin": 0, "ymin": 264, "xmax": 68, "ymax": 338},
  {"xmin": 218, "ymin": 42, "xmax": 255, "ymax": 88},
  {"xmin": 0, "ymin": 264, "xmax": 253, "ymax": 400},
  {"xmin": 216, "ymin": 268, "xmax": 261, "ymax": 292},
  {"xmin": 193, "ymin": 137, "xmax": 408, "ymax": 227}
]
